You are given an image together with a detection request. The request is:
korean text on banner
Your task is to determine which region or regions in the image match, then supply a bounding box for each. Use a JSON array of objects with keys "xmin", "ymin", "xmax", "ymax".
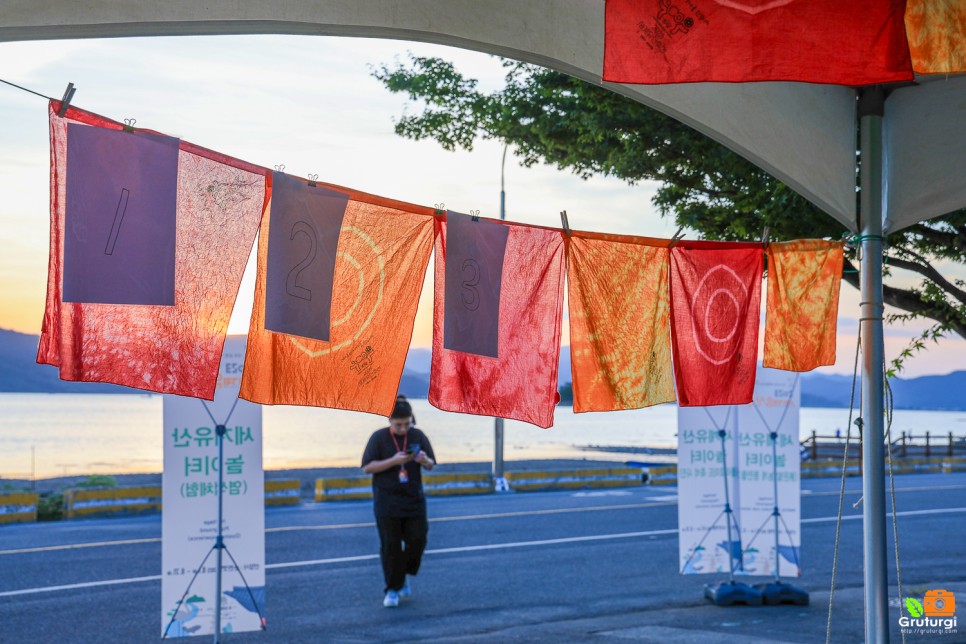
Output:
[
  {"xmin": 429, "ymin": 212, "xmax": 565, "ymax": 428},
  {"xmin": 677, "ymin": 366, "xmax": 801, "ymax": 578},
  {"xmin": 241, "ymin": 180, "xmax": 435, "ymax": 416},
  {"xmin": 669, "ymin": 241, "xmax": 763, "ymax": 407},
  {"xmin": 162, "ymin": 337, "xmax": 265, "ymax": 637},
  {"xmin": 567, "ymin": 231, "xmax": 675, "ymax": 411},
  {"xmin": 38, "ymin": 102, "xmax": 266, "ymax": 399},
  {"xmin": 603, "ymin": 0, "xmax": 913, "ymax": 85},
  {"xmin": 764, "ymin": 239, "xmax": 844, "ymax": 372}
]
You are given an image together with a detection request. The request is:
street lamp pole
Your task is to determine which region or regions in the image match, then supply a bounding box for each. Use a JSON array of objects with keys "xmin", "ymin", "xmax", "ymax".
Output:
[{"xmin": 494, "ymin": 143, "xmax": 509, "ymax": 492}]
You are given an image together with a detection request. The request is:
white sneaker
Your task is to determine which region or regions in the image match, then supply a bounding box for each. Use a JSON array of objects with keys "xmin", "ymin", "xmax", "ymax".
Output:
[
  {"xmin": 399, "ymin": 578, "xmax": 412, "ymax": 598},
  {"xmin": 383, "ymin": 590, "xmax": 400, "ymax": 608}
]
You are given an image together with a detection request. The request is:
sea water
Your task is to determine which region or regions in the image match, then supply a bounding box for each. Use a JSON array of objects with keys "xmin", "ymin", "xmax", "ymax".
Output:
[{"xmin": 1, "ymin": 393, "xmax": 964, "ymax": 479}]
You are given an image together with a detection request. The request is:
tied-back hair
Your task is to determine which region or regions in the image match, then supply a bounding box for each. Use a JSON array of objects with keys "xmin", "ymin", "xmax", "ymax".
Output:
[{"xmin": 390, "ymin": 399, "xmax": 413, "ymax": 421}]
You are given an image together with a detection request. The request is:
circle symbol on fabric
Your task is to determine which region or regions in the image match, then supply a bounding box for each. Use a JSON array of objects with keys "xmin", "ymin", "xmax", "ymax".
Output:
[
  {"xmin": 690, "ymin": 264, "xmax": 747, "ymax": 365},
  {"xmin": 289, "ymin": 225, "xmax": 386, "ymax": 358}
]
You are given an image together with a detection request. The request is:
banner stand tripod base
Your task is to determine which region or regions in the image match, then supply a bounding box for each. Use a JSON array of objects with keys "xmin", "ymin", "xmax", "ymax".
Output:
[
  {"xmin": 754, "ymin": 581, "xmax": 809, "ymax": 606},
  {"xmin": 704, "ymin": 581, "xmax": 763, "ymax": 606}
]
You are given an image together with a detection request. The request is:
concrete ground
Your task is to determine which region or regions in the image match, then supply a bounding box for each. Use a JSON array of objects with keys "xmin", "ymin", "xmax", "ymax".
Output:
[{"xmin": 1, "ymin": 472, "xmax": 964, "ymax": 642}]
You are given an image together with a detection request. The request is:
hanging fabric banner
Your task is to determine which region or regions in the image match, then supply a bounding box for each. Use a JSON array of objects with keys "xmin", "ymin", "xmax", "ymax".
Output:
[
  {"xmin": 429, "ymin": 212, "xmax": 565, "ymax": 428},
  {"xmin": 240, "ymin": 180, "xmax": 435, "ymax": 417},
  {"xmin": 764, "ymin": 239, "xmax": 844, "ymax": 372},
  {"xmin": 603, "ymin": 0, "xmax": 913, "ymax": 86},
  {"xmin": 905, "ymin": 0, "xmax": 966, "ymax": 74},
  {"xmin": 567, "ymin": 231, "xmax": 675, "ymax": 412},
  {"xmin": 669, "ymin": 241, "xmax": 763, "ymax": 407},
  {"xmin": 37, "ymin": 102, "xmax": 266, "ymax": 399}
]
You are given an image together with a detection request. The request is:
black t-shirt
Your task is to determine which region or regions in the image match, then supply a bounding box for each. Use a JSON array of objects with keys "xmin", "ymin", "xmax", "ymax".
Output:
[{"xmin": 361, "ymin": 427, "xmax": 437, "ymax": 518}]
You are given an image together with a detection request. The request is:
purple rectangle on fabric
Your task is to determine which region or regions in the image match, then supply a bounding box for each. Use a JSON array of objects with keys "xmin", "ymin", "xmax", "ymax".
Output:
[
  {"xmin": 265, "ymin": 172, "xmax": 349, "ymax": 342},
  {"xmin": 443, "ymin": 211, "xmax": 509, "ymax": 358},
  {"xmin": 63, "ymin": 123, "xmax": 179, "ymax": 305}
]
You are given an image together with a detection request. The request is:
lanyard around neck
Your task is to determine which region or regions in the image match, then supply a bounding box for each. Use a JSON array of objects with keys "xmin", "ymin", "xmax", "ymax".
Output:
[{"xmin": 390, "ymin": 429, "xmax": 408, "ymax": 454}]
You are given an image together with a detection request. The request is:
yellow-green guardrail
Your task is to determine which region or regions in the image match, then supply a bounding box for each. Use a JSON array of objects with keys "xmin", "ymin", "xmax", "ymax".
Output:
[
  {"xmin": 62, "ymin": 480, "xmax": 304, "ymax": 519},
  {"xmin": 265, "ymin": 479, "xmax": 301, "ymax": 506},
  {"xmin": 66, "ymin": 486, "xmax": 162, "ymax": 519},
  {"xmin": 315, "ymin": 472, "xmax": 495, "ymax": 502},
  {"xmin": 0, "ymin": 492, "xmax": 39, "ymax": 524},
  {"xmin": 639, "ymin": 456, "xmax": 966, "ymax": 486},
  {"xmin": 504, "ymin": 466, "xmax": 643, "ymax": 492}
]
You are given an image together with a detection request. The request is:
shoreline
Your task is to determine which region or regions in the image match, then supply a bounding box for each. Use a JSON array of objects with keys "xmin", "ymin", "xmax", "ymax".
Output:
[{"xmin": 1, "ymin": 458, "xmax": 657, "ymax": 495}]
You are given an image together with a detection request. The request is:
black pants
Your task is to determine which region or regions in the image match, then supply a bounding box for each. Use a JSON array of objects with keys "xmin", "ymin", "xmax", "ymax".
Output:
[{"xmin": 375, "ymin": 515, "xmax": 429, "ymax": 592}]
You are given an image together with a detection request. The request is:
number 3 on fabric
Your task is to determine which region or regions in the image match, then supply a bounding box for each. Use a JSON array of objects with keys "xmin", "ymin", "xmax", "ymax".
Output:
[
  {"xmin": 460, "ymin": 258, "xmax": 481, "ymax": 311},
  {"xmin": 443, "ymin": 211, "xmax": 509, "ymax": 358},
  {"xmin": 265, "ymin": 172, "xmax": 349, "ymax": 343}
]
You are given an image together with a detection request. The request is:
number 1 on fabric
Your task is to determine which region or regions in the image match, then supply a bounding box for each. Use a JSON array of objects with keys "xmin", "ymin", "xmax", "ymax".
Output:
[
  {"xmin": 265, "ymin": 173, "xmax": 348, "ymax": 343},
  {"xmin": 443, "ymin": 211, "xmax": 509, "ymax": 358},
  {"xmin": 62, "ymin": 123, "xmax": 179, "ymax": 305}
]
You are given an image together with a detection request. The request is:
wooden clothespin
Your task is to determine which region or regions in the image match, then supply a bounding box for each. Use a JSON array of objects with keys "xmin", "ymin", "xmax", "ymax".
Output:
[
  {"xmin": 760, "ymin": 225, "xmax": 771, "ymax": 247},
  {"xmin": 668, "ymin": 226, "xmax": 686, "ymax": 248},
  {"xmin": 57, "ymin": 82, "xmax": 75, "ymax": 117},
  {"xmin": 560, "ymin": 210, "xmax": 571, "ymax": 236}
]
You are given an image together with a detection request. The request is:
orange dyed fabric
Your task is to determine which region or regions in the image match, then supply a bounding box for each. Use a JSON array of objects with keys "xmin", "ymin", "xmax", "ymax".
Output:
[
  {"xmin": 567, "ymin": 231, "xmax": 675, "ymax": 412},
  {"xmin": 240, "ymin": 187, "xmax": 435, "ymax": 416},
  {"xmin": 37, "ymin": 102, "xmax": 266, "ymax": 399},
  {"xmin": 429, "ymin": 216, "xmax": 565, "ymax": 428},
  {"xmin": 906, "ymin": 0, "xmax": 966, "ymax": 74},
  {"xmin": 764, "ymin": 240, "xmax": 844, "ymax": 373}
]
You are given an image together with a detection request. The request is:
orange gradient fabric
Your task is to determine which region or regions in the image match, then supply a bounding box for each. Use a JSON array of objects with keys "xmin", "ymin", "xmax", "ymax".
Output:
[
  {"xmin": 429, "ymin": 216, "xmax": 566, "ymax": 428},
  {"xmin": 567, "ymin": 231, "xmax": 675, "ymax": 412},
  {"xmin": 905, "ymin": 0, "xmax": 966, "ymax": 74},
  {"xmin": 764, "ymin": 240, "xmax": 844, "ymax": 372},
  {"xmin": 240, "ymin": 186, "xmax": 435, "ymax": 416},
  {"xmin": 37, "ymin": 101, "xmax": 266, "ymax": 399}
]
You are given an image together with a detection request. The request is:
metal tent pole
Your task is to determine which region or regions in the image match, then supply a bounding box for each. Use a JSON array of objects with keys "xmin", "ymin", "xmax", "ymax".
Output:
[
  {"xmin": 858, "ymin": 87, "xmax": 889, "ymax": 644},
  {"xmin": 213, "ymin": 424, "xmax": 227, "ymax": 643},
  {"xmin": 493, "ymin": 143, "xmax": 508, "ymax": 491}
]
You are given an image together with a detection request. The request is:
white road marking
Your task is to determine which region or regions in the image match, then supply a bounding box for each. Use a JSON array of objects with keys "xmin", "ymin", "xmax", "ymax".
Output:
[
  {"xmin": 3, "ymin": 482, "xmax": 965, "ymax": 556},
  {"xmin": 2, "ymin": 506, "xmax": 965, "ymax": 599}
]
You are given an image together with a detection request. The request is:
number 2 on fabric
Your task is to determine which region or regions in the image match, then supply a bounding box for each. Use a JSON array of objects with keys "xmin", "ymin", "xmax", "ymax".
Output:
[
  {"xmin": 285, "ymin": 220, "xmax": 318, "ymax": 301},
  {"xmin": 443, "ymin": 211, "xmax": 509, "ymax": 358},
  {"xmin": 265, "ymin": 172, "xmax": 349, "ymax": 343}
]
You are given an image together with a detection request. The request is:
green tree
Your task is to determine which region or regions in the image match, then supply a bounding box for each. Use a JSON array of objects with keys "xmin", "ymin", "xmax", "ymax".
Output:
[{"xmin": 373, "ymin": 56, "xmax": 966, "ymax": 370}]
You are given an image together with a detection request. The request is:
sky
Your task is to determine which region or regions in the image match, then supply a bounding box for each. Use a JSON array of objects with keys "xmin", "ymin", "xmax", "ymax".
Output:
[{"xmin": 1, "ymin": 34, "xmax": 964, "ymax": 378}]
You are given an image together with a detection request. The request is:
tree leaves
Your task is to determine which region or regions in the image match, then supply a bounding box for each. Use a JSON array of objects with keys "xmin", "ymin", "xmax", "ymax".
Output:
[{"xmin": 372, "ymin": 54, "xmax": 966, "ymax": 346}]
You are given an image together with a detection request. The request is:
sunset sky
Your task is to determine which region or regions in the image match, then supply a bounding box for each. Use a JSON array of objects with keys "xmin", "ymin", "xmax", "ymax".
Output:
[{"xmin": 1, "ymin": 34, "xmax": 964, "ymax": 378}]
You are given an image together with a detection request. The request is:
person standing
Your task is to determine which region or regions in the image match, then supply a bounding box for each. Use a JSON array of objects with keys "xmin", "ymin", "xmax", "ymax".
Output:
[{"xmin": 362, "ymin": 399, "xmax": 436, "ymax": 608}]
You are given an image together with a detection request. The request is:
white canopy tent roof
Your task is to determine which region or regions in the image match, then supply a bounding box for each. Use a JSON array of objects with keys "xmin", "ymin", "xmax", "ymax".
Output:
[
  {"xmin": 4, "ymin": 2, "xmax": 966, "ymax": 642},
  {"xmin": 5, "ymin": 0, "xmax": 966, "ymax": 232}
]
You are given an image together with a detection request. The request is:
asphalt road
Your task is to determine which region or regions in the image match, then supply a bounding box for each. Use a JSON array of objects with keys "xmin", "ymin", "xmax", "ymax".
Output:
[{"xmin": 1, "ymin": 473, "xmax": 964, "ymax": 643}]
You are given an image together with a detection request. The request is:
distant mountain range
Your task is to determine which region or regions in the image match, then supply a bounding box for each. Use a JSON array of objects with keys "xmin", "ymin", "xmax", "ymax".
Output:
[{"xmin": 3, "ymin": 329, "xmax": 964, "ymax": 410}]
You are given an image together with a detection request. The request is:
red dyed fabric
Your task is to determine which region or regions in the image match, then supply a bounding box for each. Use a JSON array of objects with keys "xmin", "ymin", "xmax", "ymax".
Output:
[
  {"xmin": 604, "ymin": 0, "xmax": 913, "ymax": 85},
  {"xmin": 37, "ymin": 101, "xmax": 267, "ymax": 399},
  {"xmin": 669, "ymin": 241, "xmax": 763, "ymax": 407},
  {"xmin": 429, "ymin": 216, "xmax": 566, "ymax": 428}
]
